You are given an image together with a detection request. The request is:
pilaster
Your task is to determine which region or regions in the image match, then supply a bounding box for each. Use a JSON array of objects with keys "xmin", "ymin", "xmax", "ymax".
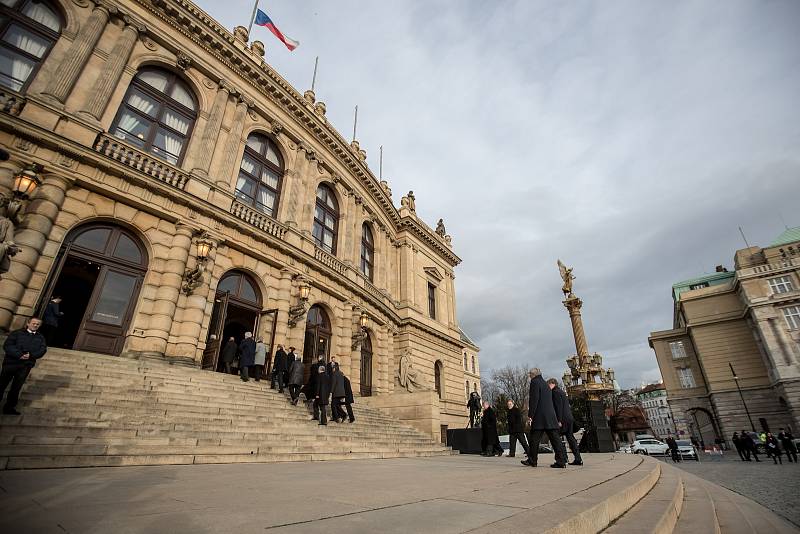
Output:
[
  {"xmin": 214, "ymin": 95, "xmax": 250, "ymax": 189},
  {"xmin": 191, "ymin": 82, "xmax": 231, "ymax": 176}
]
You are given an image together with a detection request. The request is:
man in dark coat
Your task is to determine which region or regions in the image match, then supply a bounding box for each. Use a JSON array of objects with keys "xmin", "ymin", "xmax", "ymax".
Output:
[
  {"xmin": 220, "ymin": 337, "xmax": 237, "ymax": 375},
  {"xmin": 314, "ymin": 364, "xmax": 331, "ymax": 425},
  {"xmin": 480, "ymin": 401, "xmax": 503, "ymax": 456},
  {"xmin": 522, "ymin": 368, "xmax": 566, "ymax": 468},
  {"xmin": 287, "ymin": 353, "xmax": 304, "ymax": 405},
  {"xmin": 731, "ymin": 432, "xmax": 746, "ymax": 461},
  {"xmin": 1, "ymin": 317, "xmax": 47, "ymax": 415},
  {"xmin": 329, "ymin": 363, "xmax": 346, "ymax": 422},
  {"xmin": 238, "ymin": 332, "xmax": 256, "ymax": 382},
  {"xmin": 506, "ymin": 399, "xmax": 530, "ymax": 458},
  {"xmin": 742, "ymin": 430, "xmax": 761, "ymax": 462},
  {"xmin": 305, "ymin": 356, "xmax": 325, "ymax": 418},
  {"xmin": 548, "ymin": 378, "xmax": 583, "ymax": 465},
  {"xmin": 271, "ymin": 344, "xmax": 288, "ymax": 392},
  {"xmin": 41, "ymin": 296, "xmax": 63, "ymax": 346},
  {"xmin": 778, "ymin": 428, "xmax": 797, "ymax": 463},
  {"xmin": 467, "ymin": 392, "xmax": 481, "ymax": 428},
  {"xmin": 341, "ymin": 374, "xmax": 355, "ymax": 423}
]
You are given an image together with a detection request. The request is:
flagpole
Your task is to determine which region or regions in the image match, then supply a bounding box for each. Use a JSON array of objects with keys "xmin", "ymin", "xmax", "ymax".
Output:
[
  {"xmin": 352, "ymin": 105, "xmax": 358, "ymax": 142},
  {"xmin": 247, "ymin": 0, "xmax": 259, "ymax": 39},
  {"xmin": 311, "ymin": 56, "xmax": 319, "ymax": 92},
  {"xmin": 379, "ymin": 145, "xmax": 383, "ymax": 179}
]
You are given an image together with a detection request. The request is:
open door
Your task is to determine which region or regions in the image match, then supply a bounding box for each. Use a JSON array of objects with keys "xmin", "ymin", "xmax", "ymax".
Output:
[
  {"xmin": 202, "ymin": 292, "xmax": 229, "ymax": 370},
  {"xmin": 260, "ymin": 308, "xmax": 278, "ymax": 376}
]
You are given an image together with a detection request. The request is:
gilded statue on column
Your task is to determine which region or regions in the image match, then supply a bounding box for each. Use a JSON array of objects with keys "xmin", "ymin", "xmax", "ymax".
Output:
[{"xmin": 557, "ymin": 259, "xmax": 575, "ymax": 297}]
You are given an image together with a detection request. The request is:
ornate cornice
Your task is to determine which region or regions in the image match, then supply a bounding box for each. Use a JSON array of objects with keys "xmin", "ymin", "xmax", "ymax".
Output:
[{"xmin": 399, "ymin": 216, "xmax": 461, "ymax": 266}]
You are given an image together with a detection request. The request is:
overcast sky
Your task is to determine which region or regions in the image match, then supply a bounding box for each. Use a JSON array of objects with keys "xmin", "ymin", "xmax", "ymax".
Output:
[{"xmin": 195, "ymin": 0, "xmax": 800, "ymax": 389}]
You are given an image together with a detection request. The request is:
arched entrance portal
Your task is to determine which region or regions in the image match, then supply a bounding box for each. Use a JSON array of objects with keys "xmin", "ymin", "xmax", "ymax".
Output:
[
  {"xmin": 302, "ymin": 305, "xmax": 331, "ymax": 381},
  {"xmin": 202, "ymin": 270, "xmax": 265, "ymax": 373},
  {"xmin": 688, "ymin": 407, "xmax": 719, "ymax": 448},
  {"xmin": 39, "ymin": 223, "xmax": 148, "ymax": 355},
  {"xmin": 360, "ymin": 333, "xmax": 373, "ymax": 397}
]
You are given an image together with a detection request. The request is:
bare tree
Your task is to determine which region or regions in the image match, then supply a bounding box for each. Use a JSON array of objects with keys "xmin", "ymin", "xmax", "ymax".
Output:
[
  {"xmin": 492, "ymin": 365, "xmax": 530, "ymax": 410},
  {"xmin": 480, "ymin": 375, "xmax": 499, "ymax": 406}
]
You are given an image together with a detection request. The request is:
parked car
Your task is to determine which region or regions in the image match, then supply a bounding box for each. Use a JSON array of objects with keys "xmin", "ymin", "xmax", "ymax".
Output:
[
  {"xmin": 632, "ymin": 438, "xmax": 669, "ymax": 456},
  {"xmin": 498, "ymin": 435, "xmax": 553, "ymax": 457},
  {"xmin": 617, "ymin": 444, "xmax": 633, "ymax": 454},
  {"xmin": 675, "ymin": 439, "xmax": 699, "ymax": 461}
]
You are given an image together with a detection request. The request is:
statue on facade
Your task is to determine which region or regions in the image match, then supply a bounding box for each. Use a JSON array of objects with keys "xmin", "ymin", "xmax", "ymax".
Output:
[
  {"xmin": 396, "ymin": 349, "xmax": 426, "ymax": 392},
  {"xmin": 407, "ymin": 190, "xmax": 416, "ymax": 212},
  {"xmin": 557, "ymin": 259, "xmax": 575, "ymax": 297},
  {"xmin": 0, "ymin": 199, "xmax": 21, "ymax": 276},
  {"xmin": 435, "ymin": 218, "xmax": 446, "ymax": 237}
]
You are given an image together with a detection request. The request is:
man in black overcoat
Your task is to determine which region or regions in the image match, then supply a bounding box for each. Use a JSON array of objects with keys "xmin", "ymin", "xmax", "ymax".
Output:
[
  {"xmin": 313, "ymin": 364, "xmax": 331, "ymax": 426},
  {"xmin": 506, "ymin": 399, "xmax": 530, "ymax": 458},
  {"xmin": 271, "ymin": 344, "xmax": 288, "ymax": 392},
  {"xmin": 220, "ymin": 337, "xmax": 237, "ymax": 375},
  {"xmin": 480, "ymin": 401, "xmax": 503, "ymax": 456},
  {"xmin": 548, "ymin": 378, "xmax": 583, "ymax": 466},
  {"xmin": 238, "ymin": 333, "xmax": 256, "ymax": 382},
  {"xmin": 341, "ymin": 374, "xmax": 355, "ymax": 423},
  {"xmin": 467, "ymin": 392, "xmax": 481, "ymax": 428},
  {"xmin": 522, "ymin": 368, "xmax": 566, "ymax": 468},
  {"xmin": 778, "ymin": 428, "xmax": 797, "ymax": 463},
  {"xmin": 1, "ymin": 317, "xmax": 47, "ymax": 415}
]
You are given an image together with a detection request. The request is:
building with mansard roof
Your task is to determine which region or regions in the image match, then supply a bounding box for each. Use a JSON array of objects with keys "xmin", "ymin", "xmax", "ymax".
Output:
[{"xmin": 0, "ymin": 0, "xmax": 479, "ymax": 436}]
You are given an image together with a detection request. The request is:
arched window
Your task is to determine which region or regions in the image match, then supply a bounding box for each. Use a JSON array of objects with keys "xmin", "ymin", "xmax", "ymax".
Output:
[
  {"xmin": 303, "ymin": 304, "xmax": 332, "ymax": 372},
  {"xmin": 313, "ymin": 184, "xmax": 338, "ymax": 254},
  {"xmin": 110, "ymin": 67, "xmax": 197, "ymax": 165},
  {"xmin": 235, "ymin": 133, "xmax": 283, "ymax": 217},
  {"xmin": 472, "ymin": 356, "xmax": 476, "ymax": 373},
  {"xmin": 360, "ymin": 223, "xmax": 374, "ymax": 281},
  {"xmin": 463, "ymin": 353, "xmax": 468, "ymax": 370},
  {"xmin": 0, "ymin": 0, "xmax": 61, "ymax": 91},
  {"xmin": 465, "ymin": 380, "xmax": 469, "ymax": 399},
  {"xmin": 360, "ymin": 333, "xmax": 373, "ymax": 397},
  {"xmin": 434, "ymin": 360, "xmax": 443, "ymax": 399},
  {"xmin": 473, "ymin": 382, "xmax": 477, "ymax": 392},
  {"xmin": 215, "ymin": 270, "xmax": 261, "ymax": 306}
]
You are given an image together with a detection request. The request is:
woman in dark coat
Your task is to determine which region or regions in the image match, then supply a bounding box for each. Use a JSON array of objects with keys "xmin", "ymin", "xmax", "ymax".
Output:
[
  {"xmin": 220, "ymin": 337, "xmax": 237, "ymax": 375},
  {"xmin": 238, "ymin": 333, "xmax": 256, "ymax": 382},
  {"xmin": 314, "ymin": 364, "xmax": 331, "ymax": 425},
  {"xmin": 480, "ymin": 401, "xmax": 503, "ymax": 457},
  {"xmin": 287, "ymin": 354, "xmax": 304, "ymax": 405}
]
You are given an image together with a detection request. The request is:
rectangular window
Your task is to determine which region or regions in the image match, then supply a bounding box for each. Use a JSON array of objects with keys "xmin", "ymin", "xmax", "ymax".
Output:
[
  {"xmin": 669, "ymin": 341, "xmax": 687, "ymax": 359},
  {"xmin": 427, "ymin": 282, "xmax": 436, "ymax": 320},
  {"xmin": 677, "ymin": 368, "xmax": 696, "ymax": 389},
  {"xmin": 768, "ymin": 276, "xmax": 794, "ymax": 295},
  {"xmin": 783, "ymin": 306, "xmax": 800, "ymax": 330},
  {"xmin": 689, "ymin": 282, "xmax": 709, "ymax": 290}
]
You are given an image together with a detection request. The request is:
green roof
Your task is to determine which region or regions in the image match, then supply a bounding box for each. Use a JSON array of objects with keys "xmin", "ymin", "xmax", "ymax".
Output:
[
  {"xmin": 769, "ymin": 227, "xmax": 800, "ymax": 247},
  {"xmin": 672, "ymin": 271, "xmax": 735, "ymax": 301}
]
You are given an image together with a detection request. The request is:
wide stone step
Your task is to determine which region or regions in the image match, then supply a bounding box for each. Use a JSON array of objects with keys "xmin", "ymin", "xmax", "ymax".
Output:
[
  {"xmin": 672, "ymin": 476, "xmax": 721, "ymax": 534},
  {"xmin": 603, "ymin": 464, "xmax": 684, "ymax": 534}
]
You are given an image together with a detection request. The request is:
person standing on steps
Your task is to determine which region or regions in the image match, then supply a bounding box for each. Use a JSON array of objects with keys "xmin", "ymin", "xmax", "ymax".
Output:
[
  {"xmin": 314, "ymin": 364, "xmax": 331, "ymax": 426},
  {"xmin": 778, "ymin": 428, "xmax": 797, "ymax": 463},
  {"xmin": 480, "ymin": 401, "xmax": 503, "ymax": 457},
  {"xmin": 287, "ymin": 353, "xmax": 304, "ymax": 405},
  {"xmin": 522, "ymin": 367, "xmax": 566, "ymax": 469},
  {"xmin": 253, "ymin": 338, "xmax": 267, "ymax": 382},
  {"xmin": 238, "ymin": 332, "xmax": 255, "ymax": 382},
  {"xmin": 732, "ymin": 432, "xmax": 747, "ymax": 461},
  {"xmin": 342, "ymin": 372, "xmax": 355, "ymax": 423},
  {"xmin": 467, "ymin": 392, "xmax": 481, "ymax": 428},
  {"xmin": 329, "ymin": 362, "xmax": 346, "ymax": 423},
  {"xmin": 305, "ymin": 355, "xmax": 325, "ymax": 418},
  {"xmin": 41, "ymin": 296, "xmax": 63, "ymax": 347},
  {"xmin": 548, "ymin": 378, "xmax": 582, "ymax": 466},
  {"xmin": 765, "ymin": 432, "xmax": 783, "ymax": 464},
  {"xmin": 1, "ymin": 317, "xmax": 47, "ymax": 415},
  {"xmin": 221, "ymin": 337, "xmax": 237, "ymax": 375},
  {"xmin": 326, "ymin": 355, "xmax": 338, "ymax": 376},
  {"xmin": 506, "ymin": 399, "xmax": 530, "ymax": 459},
  {"xmin": 271, "ymin": 344, "xmax": 288, "ymax": 392}
]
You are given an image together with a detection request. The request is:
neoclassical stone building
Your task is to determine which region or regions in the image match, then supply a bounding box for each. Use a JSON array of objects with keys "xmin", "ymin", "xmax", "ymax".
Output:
[{"xmin": 0, "ymin": 0, "xmax": 479, "ymax": 434}]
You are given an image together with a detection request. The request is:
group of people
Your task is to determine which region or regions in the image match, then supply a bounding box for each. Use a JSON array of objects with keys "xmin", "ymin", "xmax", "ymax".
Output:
[
  {"xmin": 480, "ymin": 368, "xmax": 583, "ymax": 469},
  {"xmin": 732, "ymin": 429, "xmax": 798, "ymax": 465},
  {"xmin": 300, "ymin": 355, "xmax": 355, "ymax": 425}
]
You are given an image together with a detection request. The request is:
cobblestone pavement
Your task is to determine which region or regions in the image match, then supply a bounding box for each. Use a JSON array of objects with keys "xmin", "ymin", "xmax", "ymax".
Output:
[{"xmin": 658, "ymin": 453, "xmax": 800, "ymax": 527}]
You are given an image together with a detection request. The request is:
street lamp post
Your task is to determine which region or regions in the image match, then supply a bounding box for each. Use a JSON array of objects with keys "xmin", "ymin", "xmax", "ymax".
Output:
[{"xmin": 729, "ymin": 362, "xmax": 756, "ymax": 432}]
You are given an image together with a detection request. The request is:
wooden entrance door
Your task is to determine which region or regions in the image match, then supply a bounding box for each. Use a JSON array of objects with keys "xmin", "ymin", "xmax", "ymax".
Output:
[{"xmin": 202, "ymin": 292, "xmax": 229, "ymax": 370}]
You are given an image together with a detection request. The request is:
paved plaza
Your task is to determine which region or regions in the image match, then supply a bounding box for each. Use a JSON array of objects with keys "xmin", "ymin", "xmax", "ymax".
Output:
[{"xmin": 658, "ymin": 453, "xmax": 800, "ymax": 528}]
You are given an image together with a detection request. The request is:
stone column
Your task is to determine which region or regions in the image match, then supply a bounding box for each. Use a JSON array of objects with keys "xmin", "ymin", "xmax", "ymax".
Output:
[
  {"xmin": 0, "ymin": 172, "xmax": 73, "ymax": 330},
  {"xmin": 191, "ymin": 82, "xmax": 231, "ymax": 176},
  {"xmin": 340, "ymin": 304, "xmax": 354, "ymax": 373},
  {"xmin": 42, "ymin": 3, "xmax": 111, "ymax": 103},
  {"xmin": 564, "ymin": 296, "xmax": 589, "ymax": 357},
  {"xmin": 375, "ymin": 326, "xmax": 390, "ymax": 394},
  {"xmin": 166, "ymin": 237, "xmax": 219, "ymax": 362},
  {"xmin": 274, "ymin": 268, "xmax": 293, "ymax": 347},
  {"xmin": 448, "ymin": 273, "xmax": 457, "ymax": 326},
  {"xmin": 142, "ymin": 223, "xmax": 192, "ymax": 357},
  {"xmin": 215, "ymin": 96, "xmax": 250, "ymax": 189},
  {"xmin": 80, "ymin": 20, "xmax": 140, "ymax": 120},
  {"xmin": 285, "ymin": 147, "xmax": 312, "ymax": 227}
]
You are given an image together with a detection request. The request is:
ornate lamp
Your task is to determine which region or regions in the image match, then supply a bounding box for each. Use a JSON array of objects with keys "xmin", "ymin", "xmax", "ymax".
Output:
[
  {"xmin": 299, "ymin": 280, "xmax": 311, "ymax": 301},
  {"xmin": 181, "ymin": 235, "xmax": 215, "ymax": 296},
  {"xmin": 288, "ymin": 277, "xmax": 312, "ymax": 327},
  {"xmin": 3, "ymin": 163, "xmax": 43, "ymax": 224},
  {"xmin": 359, "ymin": 310, "xmax": 368, "ymax": 328},
  {"xmin": 352, "ymin": 309, "xmax": 369, "ymax": 350}
]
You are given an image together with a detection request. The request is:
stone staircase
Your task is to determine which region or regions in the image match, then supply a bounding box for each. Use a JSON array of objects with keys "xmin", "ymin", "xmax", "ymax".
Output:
[{"xmin": 0, "ymin": 348, "xmax": 455, "ymax": 469}]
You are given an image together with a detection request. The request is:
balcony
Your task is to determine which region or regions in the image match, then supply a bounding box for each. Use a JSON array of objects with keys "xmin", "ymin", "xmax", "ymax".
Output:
[
  {"xmin": 314, "ymin": 246, "xmax": 347, "ymax": 275},
  {"xmin": 94, "ymin": 133, "xmax": 189, "ymax": 191},
  {"xmin": 230, "ymin": 200, "xmax": 287, "ymax": 240}
]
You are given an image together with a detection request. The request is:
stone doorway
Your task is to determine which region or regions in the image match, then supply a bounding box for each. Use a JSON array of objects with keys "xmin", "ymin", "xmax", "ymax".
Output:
[
  {"xmin": 302, "ymin": 305, "xmax": 331, "ymax": 382},
  {"xmin": 38, "ymin": 223, "xmax": 148, "ymax": 356}
]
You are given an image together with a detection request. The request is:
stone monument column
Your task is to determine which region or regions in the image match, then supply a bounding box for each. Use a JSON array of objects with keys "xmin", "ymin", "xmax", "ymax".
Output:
[
  {"xmin": 80, "ymin": 20, "xmax": 141, "ymax": 120},
  {"xmin": 42, "ymin": 3, "xmax": 111, "ymax": 103},
  {"xmin": 564, "ymin": 296, "xmax": 589, "ymax": 358},
  {"xmin": 214, "ymin": 96, "xmax": 250, "ymax": 189},
  {"xmin": 191, "ymin": 82, "xmax": 231, "ymax": 176},
  {"xmin": 0, "ymin": 171, "xmax": 73, "ymax": 330},
  {"xmin": 375, "ymin": 326, "xmax": 389, "ymax": 395},
  {"xmin": 141, "ymin": 223, "xmax": 192, "ymax": 358}
]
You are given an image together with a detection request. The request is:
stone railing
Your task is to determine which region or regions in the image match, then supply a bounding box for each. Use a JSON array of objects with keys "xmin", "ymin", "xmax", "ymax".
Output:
[
  {"xmin": 364, "ymin": 278, "xmax": 386, "ymax": 302},
  {"xmin": 230, "ymin": 200, "xmax": 288, "ymax": 240},
  {"xmin": 315, "ymin": 246, "xmax": 347, "ymax": 275},
  {"xmin": 0, "ymin": 88, "xmax": 26, "ymax": 115},
  {"xmin": 740, "ymin": 257, "xmax": 799, "ymax": 278},
  {"xmin": 94, "ymin": 133, "xmax": 189, "ymax": 190}
]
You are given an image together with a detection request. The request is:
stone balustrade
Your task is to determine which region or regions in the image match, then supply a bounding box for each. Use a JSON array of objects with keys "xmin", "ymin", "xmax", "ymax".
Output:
[
  {"xmin": 315, "ymin": 246, "xmax": 347, "ymax": 275},
  {"xmin": 364, "ymin": 278, "xmax": 386, "ymax": 303},
  {"xmin": 93, "ymin": 133, "xmax": 189, "ymax": 190},
  {"xmin": 739, "ymin": 257, "xmax": 799, "ymax": 279},
  {"xmin": 230, "ymin": 200, "xmax": 288, "ymax": 240},
  {"xmin": 0, "ymin": 89, "xmax": 26, "ymax": 116}
]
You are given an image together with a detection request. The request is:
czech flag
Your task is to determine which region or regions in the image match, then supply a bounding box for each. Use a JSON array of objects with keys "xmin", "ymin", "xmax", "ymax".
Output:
[{"xmin": 254, "ymin": 9, "xmax": 299, "ymax": 51}]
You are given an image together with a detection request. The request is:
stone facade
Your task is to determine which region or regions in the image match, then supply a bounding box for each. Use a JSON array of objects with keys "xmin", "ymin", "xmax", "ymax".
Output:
[
  {"xmin": 635, "ymin": 383, "xmax": 676, "ymax": 439},
  {"xmin": 649, "ymin": 230, "xmax": 800, "ymax": 446},
  {"xmin": 0, "ymin": 0, "xmax": 479, "ymax": 435}
]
